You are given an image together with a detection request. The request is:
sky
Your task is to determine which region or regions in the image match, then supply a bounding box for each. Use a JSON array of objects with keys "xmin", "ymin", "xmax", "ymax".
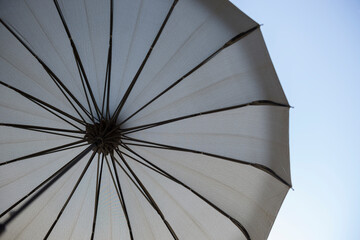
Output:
[{"xmin": 230, "ymin": 0, "xmax": 360, "ymax": 239}]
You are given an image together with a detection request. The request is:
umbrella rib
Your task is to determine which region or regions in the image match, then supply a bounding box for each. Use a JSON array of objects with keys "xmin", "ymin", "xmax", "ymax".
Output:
[
  {"xmin": 48, "ymin": 73, "xmax": 89, "ymax": 124},
  {"xmin": 53, "ymin": 0, "xmax": 102, "ymax": 120},
  {"xmin": 75, "ymin": 60, "xmax": 97, "ymax": 123},
  {"xmin": 95, "ymin": 154, "xmax": 101, "ymax": 202},
  {"xmin": 0, "ymin": 123, "xmax": 84, "ymax": 134},
  {"xmin": 0, "ymin": 18, "xmax": 94, "ymax": 123},
  {"xmin": 113, "ymin": 153, "xmax": 149, "ymax": 201},
  {"xmin": 0, "ymin": 139, "xmax": 86, "ymax": 166},
  {"xmin": 115, "ymin": 149, "xmax": 179, "ymax": 240},
  {"xmin": 105, "ymin": 155, "xmax": 135, "ymax": 205},
  {"xmin": 90, "ymin": 154, "xmax": 104, "ymax": 240},
  {"xmin": 8, "ymin": 129, "xmax": 82, "ymax": 140},
  {"xmin": 101, "ymin": 0, "xmax": 114, "ymax": 120},
  {"xmin": 109, "ymin": 153, "xmax": 134, "ymax": 240},
  {"xmin": 121, "ymin": 100, "xmax": 290, "ymax": 134},
  {"xmin": 22, "ymin": 0, "xmax": 93, "ymax": 124},
  {"xmin": 119, "ymin": 142, "xmax": 168, "ymax": 150},
  {"xmin": 123, "ymin": 136, "xmax": 292, "ymax": 188},
  {"xmin": 120, "ymin": 144, "xmax": 252, "ymax": 240},
  {"xmin": 0, "ymin": 81, "xmax": 86, "ymax": 127},
  {"xmin": 0, "ymin": 144, "xmax": 95, "ymax": 232},
  {"xmin": 105, "ymin": 100, "xmax": 288, "ymax": 140},
  {"xmin": 27, "ymin": 98, "xmax": 84, "ymax": 131},
  {"xmin": 0, "ymin": 123, "xmax": 83, "ymax": 139},
  {"xmin": 106, "ymin": 154, "xmax": 150, "ymax": 237},
  {"xmin": 119, "ymin": 144, "xmax": 168, "ymax": 178},
  {"xmin": 112, "ymin": 0, "xmax": 179, "ymax": 122},
  {"xmin": 104, "ymin": 156, "xmax": 123, "ymax": 202},
  {"xmin": 106, "ymin": 0, "xmax": 114, "ymax": 120},
  {"xmin": 119, "ymin": 25, "xmax": 260, "ymax": 126},
  {"xmin": 44, "ymin": 150, "xmax": 97, "ymax": 239},
  {"xmin": 101, "ymin": 62, "xmax": 109, "ymax": 119}
]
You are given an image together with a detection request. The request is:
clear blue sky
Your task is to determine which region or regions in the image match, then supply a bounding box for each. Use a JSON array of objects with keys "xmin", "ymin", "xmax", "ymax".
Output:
[{"xmin": 231, "ymin": 0, "xmax": 360, "ymax": 239}]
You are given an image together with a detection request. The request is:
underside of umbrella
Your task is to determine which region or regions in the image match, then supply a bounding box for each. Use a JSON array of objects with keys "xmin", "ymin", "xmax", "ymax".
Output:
[{"xmin": 0, "ymin": 0, "xmax": 291, "ymax": 239}]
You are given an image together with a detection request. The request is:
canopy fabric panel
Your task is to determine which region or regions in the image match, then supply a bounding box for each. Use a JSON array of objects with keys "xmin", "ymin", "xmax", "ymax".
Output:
[
  {"xmin": 119, "ymin": 146, "xmax": 289, "ymax": 240},
  {"xmin": 90, "ymin": 158, "xmax": 131, "ymax": 240},
  {"xmin": 0, "ymin": 0, "xmax": 90, "ymax": 115},
  {"xmin": 121, "ymin": 28, "xmax": 288, "ymax": 128},
  {"xmin": 127, "ymin": 105, "xmax": 291, "ymax": 185},
  {"xmin": 0, "ymin": 26, "xmax": 81, "ymax": 121},
  {"xmin": 0, "ymin": 151, "xmax": 91, "ymax": 240},
  {"xmin": 0, "ymin": 84, "xmax": 84, "ymax": 130},
  {"xmin": 114, "ymin": 160, "xmax": 175, "ymax": 240},
  {"xmin": 0, "ymin": 147, "xmax": 88, "ymax": 214},
  {"xmin": 119, "ymin": 0, "xmax": 258, "ymax": 121},
  {"xmin": 118, "ymin": 151, "xmax": 250, "ymax": 240},
  {"xmin": 0, "ymin": 127, "xmax": 82, "ymax": 163},
  {"xmin": 109, "ymin": 0, "xmax": 174, "ymax": 112}
]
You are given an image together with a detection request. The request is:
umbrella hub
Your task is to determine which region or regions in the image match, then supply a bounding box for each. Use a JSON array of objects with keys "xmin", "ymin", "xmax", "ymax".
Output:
[{"xmin": 84, "ymin": 120, "xmax": 121, "ymax": 155}]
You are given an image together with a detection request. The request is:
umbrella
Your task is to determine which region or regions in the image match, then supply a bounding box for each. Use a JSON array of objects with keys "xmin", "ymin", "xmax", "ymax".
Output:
[{"xmin": 0, "ymin": 0, "xmax": 291, "ymax": 239}]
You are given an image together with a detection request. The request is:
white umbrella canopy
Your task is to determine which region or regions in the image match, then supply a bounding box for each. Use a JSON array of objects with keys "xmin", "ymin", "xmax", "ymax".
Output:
[{"xmin": 0, "ymin": 0, "xmax": 291, "ymax": 239}]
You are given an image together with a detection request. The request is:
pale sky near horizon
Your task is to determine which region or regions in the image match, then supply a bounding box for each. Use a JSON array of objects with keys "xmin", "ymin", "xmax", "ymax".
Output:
[{"xmin": 230, "ymin": 0, "xmax": 360, "ymax": 239}]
